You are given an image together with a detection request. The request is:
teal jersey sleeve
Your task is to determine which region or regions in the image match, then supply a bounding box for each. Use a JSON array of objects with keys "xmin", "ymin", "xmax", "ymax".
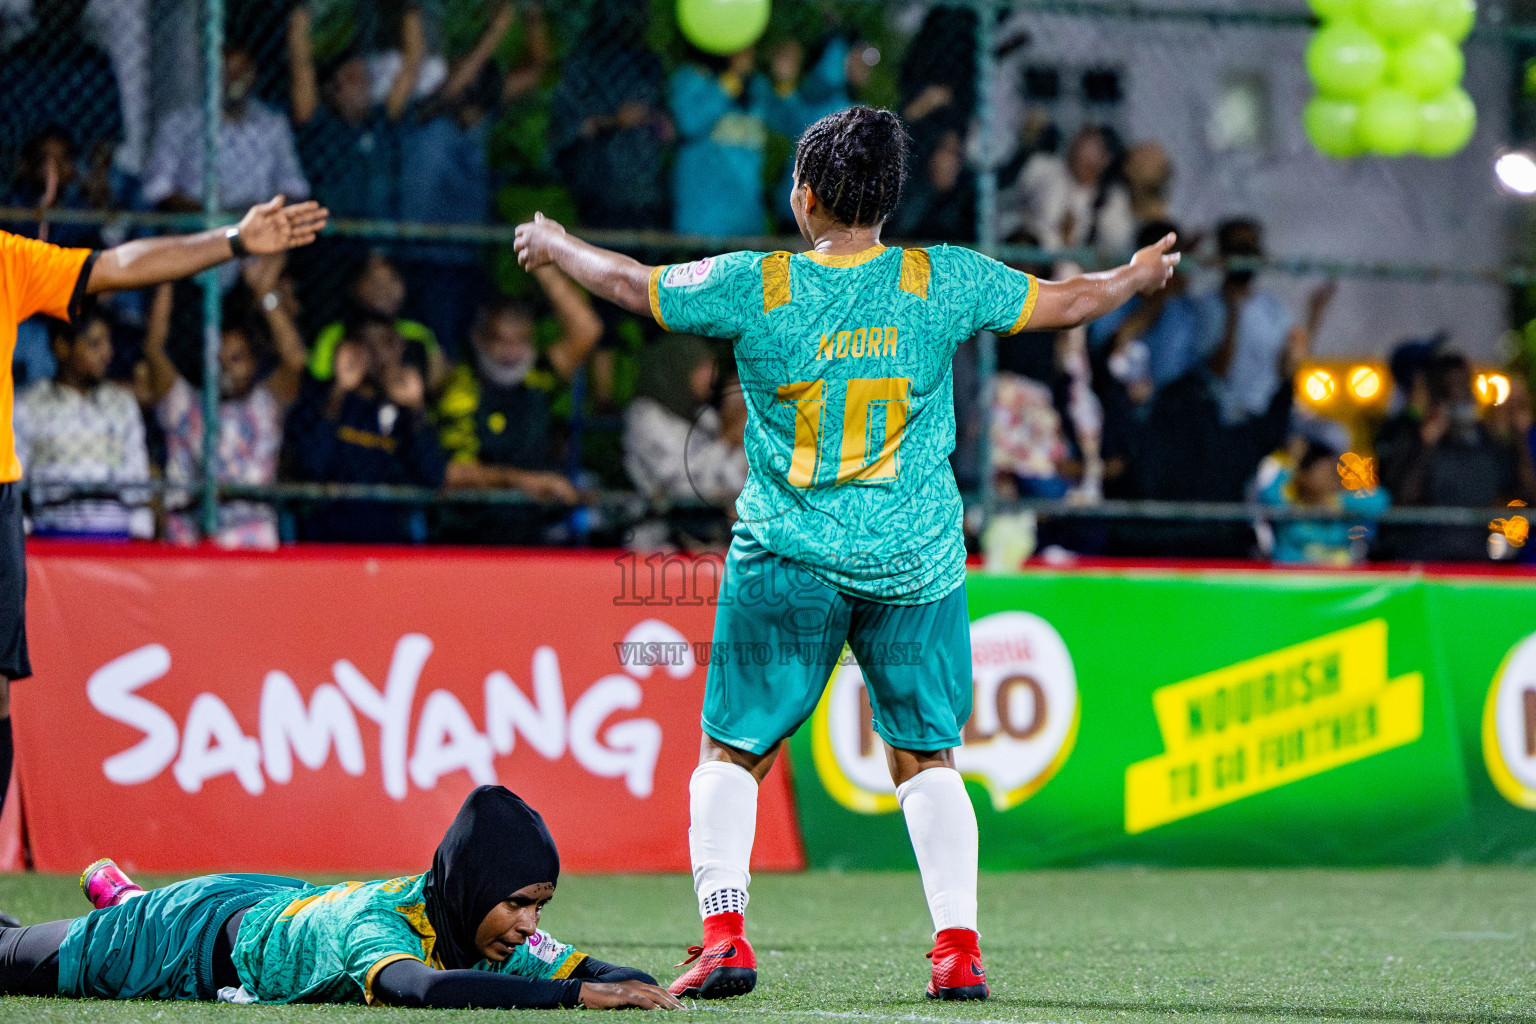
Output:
[
  {"xmin": 474, "ymin": 930, "xmax": 587, "ymax": 980},
  {"xmin": 931, "ymin": 245, "xmax": 1039, "ymax": 336},
  {"xmin": 649, "ymin": 251, "xmax": 764, "ymax": 339},
  {"xmin": 343, "ymin": 907, "xmax": 439, "ymax": 1003}
]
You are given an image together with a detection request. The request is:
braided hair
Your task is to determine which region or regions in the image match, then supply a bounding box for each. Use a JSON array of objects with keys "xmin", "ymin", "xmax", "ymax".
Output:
[{"xmin": 794, "ymin": 106, "xmax": 909, "ymax": 228}]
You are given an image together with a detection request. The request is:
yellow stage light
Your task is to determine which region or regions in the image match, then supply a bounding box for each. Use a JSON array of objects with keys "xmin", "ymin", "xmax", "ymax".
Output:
[
  {"xmin": 1303, "ymin": 369, "xmax": 1336, "ymax": 403},
  {"xmin": 1348, "ymin": 366, "xmax": 1381, "ymax": 401},
  {"xmin": 1477, "ymin": 372, "xmax": 1511, "ymax": 406}
]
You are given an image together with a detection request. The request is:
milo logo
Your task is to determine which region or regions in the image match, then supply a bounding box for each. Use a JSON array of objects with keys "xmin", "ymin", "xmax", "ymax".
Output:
[
  {"xmin": 809, "ymin": 611, "xmax": 1079, "ymax": 814},
  {"xmin": 1483, "ymin": 631, "xmax": 1536, "ymax": 808}
]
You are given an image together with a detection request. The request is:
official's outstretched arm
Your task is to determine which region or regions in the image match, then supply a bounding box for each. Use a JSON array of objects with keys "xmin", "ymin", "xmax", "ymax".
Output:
[{"xmin": 86, "ymin": 195, "xmax": 328, "ymax": 294}]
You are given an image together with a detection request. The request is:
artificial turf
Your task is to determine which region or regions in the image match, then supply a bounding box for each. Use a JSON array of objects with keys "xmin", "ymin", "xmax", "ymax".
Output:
[{"xmin": 0, "ymin": 868, "xmax": 1531, "ymax": 1023}]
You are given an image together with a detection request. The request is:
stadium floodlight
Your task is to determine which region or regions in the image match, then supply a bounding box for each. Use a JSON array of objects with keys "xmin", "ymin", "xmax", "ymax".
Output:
[
  {"xmin": 1348, "ymin": 365, "xmax": 1382, "ymax": 401},
  {"xmin": 1495, "ymin": 150, "xmax": 1536, "ymax": 196},
  {"xmin": 1476, "ymin": 371, "xmax": 1511, "ymax": 405},
  {"xmin": 1303, "ymin": 368, "xmax": 1336, "ymax": 403}
]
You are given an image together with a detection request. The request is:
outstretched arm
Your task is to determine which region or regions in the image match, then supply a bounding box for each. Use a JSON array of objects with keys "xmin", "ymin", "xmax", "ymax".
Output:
[
  {"xmin": 88, "ymin": 196, "xmax": 328, "ymax": 294},
  {"xmin": 372, "ymin": 957, "xmax": 681, "ymax": 1011},
  {"xmin": 1027, "ymin": 233, "xmax": 1181, "ymax": 331},
  {"xmin": 514, "ymin": 213, "xmax": 654, "ymax": 317}
]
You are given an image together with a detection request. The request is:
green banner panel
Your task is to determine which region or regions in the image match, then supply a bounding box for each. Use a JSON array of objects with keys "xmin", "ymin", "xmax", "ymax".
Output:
[{"xmin": 788, "ymin": 569, "xmax": 1536, "ymax": 869}]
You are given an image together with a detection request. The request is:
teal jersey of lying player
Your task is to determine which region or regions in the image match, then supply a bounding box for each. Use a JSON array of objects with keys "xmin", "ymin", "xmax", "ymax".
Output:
[
  {"xmin": 232, "ymin": 874, "xmax": 586, "ymax": 1004},
  {"xmin": 649, "ymin": 244, "xmax": 1037, "ymax": 603}
]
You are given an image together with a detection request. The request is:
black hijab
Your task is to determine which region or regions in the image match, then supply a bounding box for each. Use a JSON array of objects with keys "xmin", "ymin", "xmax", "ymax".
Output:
[{"xmin": 423, "ymin": 786, "xmax": 561, "ymax": 970}]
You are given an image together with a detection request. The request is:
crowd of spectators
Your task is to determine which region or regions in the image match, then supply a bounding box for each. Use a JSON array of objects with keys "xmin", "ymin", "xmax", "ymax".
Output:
[{"xmin": 0, "ymin": 1, "xmax": 1530, "ymax": 564}]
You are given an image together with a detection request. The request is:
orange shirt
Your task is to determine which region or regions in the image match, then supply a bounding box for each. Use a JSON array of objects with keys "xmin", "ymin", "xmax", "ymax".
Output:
[{"xmin": 0, "ymin": 231, "xmax": 94, "ymax": 483}]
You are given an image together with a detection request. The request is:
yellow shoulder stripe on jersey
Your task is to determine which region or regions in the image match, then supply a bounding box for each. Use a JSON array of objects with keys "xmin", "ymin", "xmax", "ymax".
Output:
[
  {"xmin": 763, "ymin": 251, "xmax": 792, "ymax": 312},
  {"xmin": 648, "ymin": 265, "xmax": 671, "ymax": 332},
  {"xmin": 898, "ymin": 248, "xmax": 931, "ymax": 300},
  {"xmin": 364, "ymin": 954, "xmax": 424, "ymax": 1005},
  {"xmin": 1000, "ymin": 274, "xmax": 1041, "ymax": 335}
]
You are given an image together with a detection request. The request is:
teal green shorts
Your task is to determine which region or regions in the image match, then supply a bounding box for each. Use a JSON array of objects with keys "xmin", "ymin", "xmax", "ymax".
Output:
[
  {"xmin": 59, "ymin": 874, "xmax": 305, "ymax": 1001},
  {"xmin": 702, "ymin": 525, "xmax": 972, "ymax": 755}
]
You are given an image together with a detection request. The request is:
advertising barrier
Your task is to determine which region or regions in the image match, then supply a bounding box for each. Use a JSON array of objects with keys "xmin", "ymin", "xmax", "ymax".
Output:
[
  {"xmin": 13, "ymin": 544, "xmax": 1536, "ymax": 874},
  {"xmin": 15, "ymin": 544, "xmax": 804, "ymax": 875},
  {"xmin": 792, "ymin": 568, "xmax": 1536, "ymax": 869}
]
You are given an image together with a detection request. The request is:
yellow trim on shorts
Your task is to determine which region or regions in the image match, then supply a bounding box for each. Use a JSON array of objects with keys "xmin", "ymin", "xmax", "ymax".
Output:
[
  {"xmin": 762, "ymin": 251, "xmax": 792, "ymax": 312},
  {"xmin": 364, "ymin": 953, "xmax": 425, "ymax": 1005},
  {"xmin": 648, "ymin": 265, "xmax": 670, "ymax": 331},
  {"xmin": 898, "ymin": 248, "xmax": 931, "ymax": 300},
  {"xmin": 1001, "ymin": 274, "xmax": 1040, "ymax": 334}
]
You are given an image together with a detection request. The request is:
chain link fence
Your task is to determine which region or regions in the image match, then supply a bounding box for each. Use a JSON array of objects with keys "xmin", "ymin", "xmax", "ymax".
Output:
[{"xmin": 0, "ymin": 0, "xmax": 1531, "ymax": 562}]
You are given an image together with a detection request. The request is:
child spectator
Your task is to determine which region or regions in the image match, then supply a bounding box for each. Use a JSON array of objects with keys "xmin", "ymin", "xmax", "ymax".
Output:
[
  {"xmin": 140, "ymin": 254, "xmax": 307, "ymax": 549},
  {"xmin": 282, "ymin": 313, "xmax": 446, "ymax": 543},
  {"xmin": 308, "ymin": 251, "xmax": 446, "ymax": 393},
  {"xmin": 669, "ymin": 47, "xmax": 771, "ymax": 237},
  {"xmin": 1259, "ymin": 441, "xmax": 1388, "ymax": 565},
  {"xmin": 397, "ymin": 1, "xmax": 548, "ymax": 357},
  {"xmin": 13, "ymin": 306, "xmax": 149, "ymax": 539},
  {"xmin": 549, "ymin": 0, "xmax": 671, "ymax": 231},
  {"xmin": 142, "ymin": 42, "xmax": 309, "ymax": 213},
  {"xmin": 623, "ymin": 334, "xmax": 747, "ymax": 549},
  {"xmin": 434, "ymin": 267, "xmax": 601, "ymax": 544}
]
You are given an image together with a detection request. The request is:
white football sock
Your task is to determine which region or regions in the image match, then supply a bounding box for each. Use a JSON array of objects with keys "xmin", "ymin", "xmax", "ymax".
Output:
[
  {"xmin": 896, "ymin": 766, "xmax": 979, "ymax": 935},
  {"xmin": 688, "ymin": 760, "xmax": 758, "ymax": 918}
]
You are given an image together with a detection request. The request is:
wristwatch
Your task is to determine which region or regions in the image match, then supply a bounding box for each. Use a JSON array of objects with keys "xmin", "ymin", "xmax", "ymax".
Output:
[{"xmin": 224, "ymin": 225, "xmax": 249, "ymax": 258}]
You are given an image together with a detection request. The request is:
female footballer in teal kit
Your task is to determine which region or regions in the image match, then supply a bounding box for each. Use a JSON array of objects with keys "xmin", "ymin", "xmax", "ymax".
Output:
[{"xmin": 515, "ymin": 105, "xmax": 1179, "ymax": 1002}]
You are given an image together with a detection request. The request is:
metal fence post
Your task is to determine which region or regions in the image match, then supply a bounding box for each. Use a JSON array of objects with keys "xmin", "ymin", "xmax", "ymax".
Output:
[
  {"xmin": 973, "ymin": 0, "xmax": 1000, "ymax": 528},
  {"xmin": 199, "ymin": 0, "xmax": 224, "ymax": 538}
]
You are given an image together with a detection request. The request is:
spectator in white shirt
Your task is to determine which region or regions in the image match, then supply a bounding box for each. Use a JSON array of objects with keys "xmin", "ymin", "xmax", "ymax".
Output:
[
  {"xmin": 624, "ymin": 335, "xmax": 746, "ymax": 550},
  {"xmin": 1007, "ymin": 125, "xmax": 1134, "ymax": 254},
  {"xmin": 13, "ymin": 307, "xmax": 150, "ymax": 538},
  {"xmin": 141, "ymin": 42, "xmax": 309, "ymax": 212}
]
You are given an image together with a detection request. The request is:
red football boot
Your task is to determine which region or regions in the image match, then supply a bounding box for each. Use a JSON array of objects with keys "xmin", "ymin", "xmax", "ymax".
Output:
[
  {"xmin": 926, "ymin": 927, "xmax": 988, "ymax": 1000},
  {"xmin": 668, "ymin": 912, "xmax": 757, "ymax": 999}
]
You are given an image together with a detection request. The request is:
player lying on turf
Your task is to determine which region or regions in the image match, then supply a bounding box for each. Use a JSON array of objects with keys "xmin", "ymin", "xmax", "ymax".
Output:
[
  {"xmin": 0, "ymin": 786, "xmax": 681, "ymax": 1010},
  {"xmin": 515, "ymin": 105, "xmax": 1178, "ymax": 1003}
]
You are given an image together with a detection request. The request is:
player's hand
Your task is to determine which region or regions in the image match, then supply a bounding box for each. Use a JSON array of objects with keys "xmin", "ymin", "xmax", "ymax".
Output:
[
  {"xmin": 1130, "ymin": 232, "xmax": 1180, "ymax": 295},
  {"xmin": 237, "ymin": 195, "xmax": 330, "ymax": 255},
  {"xmin": 385, "ymin": 364, "xmax": 426, "ymax": 411},
  {"xmin": 578, "ymin": 980, "xmax": 686, "ymax": 1010},
  {"xmin": 514, "ymin": 211, "xmax": 566, "ymax": 271}
]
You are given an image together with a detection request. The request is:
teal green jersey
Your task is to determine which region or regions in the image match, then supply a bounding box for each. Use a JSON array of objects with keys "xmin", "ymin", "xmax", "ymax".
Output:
[
  {"xmin": 232, "ymin": 874, "xmax": 587, "ymax": 1004},
  {"xmin": 649, "ymin": 244, "xmax": 1038, "ymax": 603}
]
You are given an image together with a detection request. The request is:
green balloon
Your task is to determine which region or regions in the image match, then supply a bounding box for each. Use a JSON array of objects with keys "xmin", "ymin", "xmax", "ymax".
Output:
[
  {"xmin": 1418, "ymin": 86, "xmax": 1476, "ymax": 156},
  {"xmin": 1361, "ymin": 0, "xmax": 1435, "ymax": 39},
  {"xmin": 676, "ymin": 0, "xmax": 771, "ymax": 57},
  {"xmin": 1308, "ymin": 0, "xmax": 1359, "ymax": 21},
  {"xmin": 1389, "ymin": 31, "xmax": 1465, "ymax": 99},
  {"xmin": 1304, "ymin": 96, "xmax": 1365, "ymax": 157},
  {"xmin": 1359, "ymin": 87, "xmax": 1422, "ymax": 154},
  {"xmin": 1306, "ymin": 23, "xmax": 1388, "ymax": 99},
  {"xmin": 1427, "ymin": 0, "xmax": 1475, "ymax": 42}
]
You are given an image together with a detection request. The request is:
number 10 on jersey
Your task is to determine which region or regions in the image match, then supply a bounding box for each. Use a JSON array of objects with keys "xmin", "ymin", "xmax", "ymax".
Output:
[{"xmin": 777, "ymin": 377, "xmax": 911, "ymax": 487}]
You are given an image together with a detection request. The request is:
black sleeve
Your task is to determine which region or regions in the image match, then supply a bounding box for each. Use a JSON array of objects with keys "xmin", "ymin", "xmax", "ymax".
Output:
[
  {"xmin": 570, "ymin": 957, "xmax": 657, "ymax": 985},
  {"xmin": 373, "ymin": 957, "xmax": 585, "ymax": 1010}
]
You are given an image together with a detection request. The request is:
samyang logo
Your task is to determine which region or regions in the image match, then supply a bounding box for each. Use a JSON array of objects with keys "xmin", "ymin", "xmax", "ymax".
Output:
[
  {"xmin": 810, "ymin": 611, "xmax": 1079, "ymax": 814},
  {"xmin": 85, "ymin": 621, "xmax": 694, "ymax": 801}
]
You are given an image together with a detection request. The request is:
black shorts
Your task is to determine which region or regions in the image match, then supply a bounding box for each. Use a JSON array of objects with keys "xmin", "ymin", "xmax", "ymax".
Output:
[{"xmin": 0, "ymin": 484, "xmax": 28, "ymax": 681}]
